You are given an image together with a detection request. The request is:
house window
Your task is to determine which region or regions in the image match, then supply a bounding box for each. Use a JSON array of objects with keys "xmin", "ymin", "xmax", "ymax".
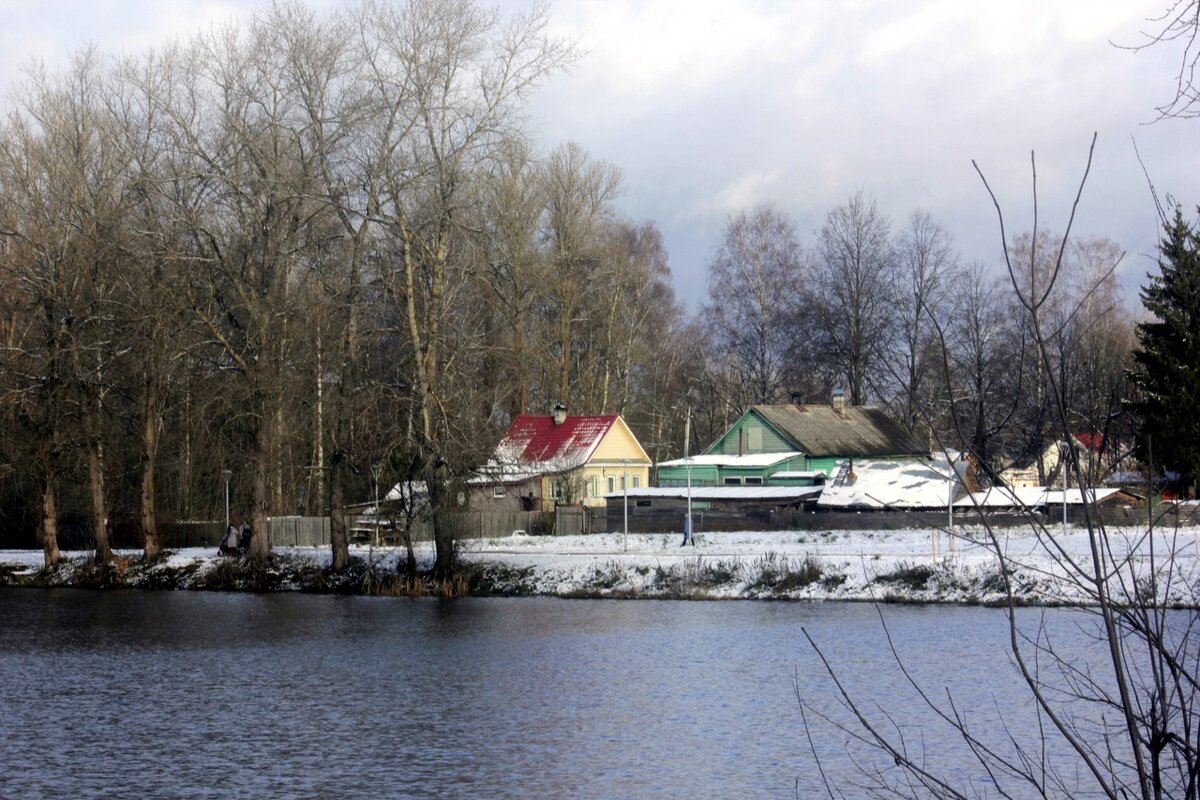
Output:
[
  {"xmin": 590, "ymin": 477, "xmax": 599, "ymax": 497},
  {"xmin": 493, "ymin": 485, "xmax": 506, "ymax": 498},
  {"xmin": 632, "ymin": 476, "xmax": 640, "ymax": 488},
  {"xmin": 723, "ymin": 477, "xmax": 742, "ymax": 485},
  {"xmin": 620, "ymin": 476, "xmax": 626, "ymax": 490},
  {"xmin": 744, "ymin": 476, "xmax": 763, "ymax": 485},
  {"xmin": 551, "ymin": 481, "xmax": 564, "ymax": 500},
  {"xmin": 607, "ymin": 476, "xmax": 615, "ymax": 493}
]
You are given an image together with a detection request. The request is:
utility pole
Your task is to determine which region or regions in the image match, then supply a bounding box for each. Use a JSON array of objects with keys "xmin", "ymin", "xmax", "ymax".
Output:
[
  {"xmin": 371, "ymin": 463, "xmax": 383, "ymax": 547},
  {"xmin": 622, "ymin": 458, "xmax": 629, "ymax": 552},
  {"xmin": 684, "ymin": 406, "xmax": 693, "ymax": 546},
  {"xmin": 222, "ymin": 469, "xmax": 232, "ymax": 531}
]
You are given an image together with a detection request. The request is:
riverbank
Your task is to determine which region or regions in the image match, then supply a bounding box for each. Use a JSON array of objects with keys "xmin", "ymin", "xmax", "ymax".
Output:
[{"xmin": 2, "ymin": 526, "xmax": 1198, "ymax": 605}]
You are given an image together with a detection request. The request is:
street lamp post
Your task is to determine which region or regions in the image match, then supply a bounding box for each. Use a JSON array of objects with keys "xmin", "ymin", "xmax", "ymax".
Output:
[
  {"xmin": 1061, "ymin": 440, "xmax": 1069, "ymax": 531},
  {"xmin": 684, "ymin": 406, "xmax": 693, "ymax": 546},
  {"xmin": 222, "ymin": 470, "xmax": 232, "ymax": 532},
  {"xmin": 622, "ymin": 458, "xmax": 629, "ymax": 552},
  {"xmin": 371, "ymin": 463, "xmax": 383, "ymax": 547},
  {"xmin": 948, "ymin": 473, "xmax": 954, "ymax": 531}
]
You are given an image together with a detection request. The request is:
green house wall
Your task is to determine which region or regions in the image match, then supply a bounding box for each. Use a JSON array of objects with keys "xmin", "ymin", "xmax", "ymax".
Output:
[
  {"xmin": 701, "ymin": 410, "xmax": 892, "ymax": 478},
  {"xmin": 709, "ymin": 411, "xmax": 795, "ymax": 456},
  {"xmin": 656, "ymin": 454, "xmax": 813, "ymax": 487},
  {"xmin": 806, "ymin": 456, "xmax": 841, "ymax": 476}
]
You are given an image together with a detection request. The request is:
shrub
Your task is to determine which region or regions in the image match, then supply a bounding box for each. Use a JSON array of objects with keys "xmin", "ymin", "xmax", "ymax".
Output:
[
  {"xmin": 749, "ymin": 553, "xmax": 824, "ymax": 592},
  {"xmin": 875, "ymin": 561, "xmax": 935, "ymax": 591}
]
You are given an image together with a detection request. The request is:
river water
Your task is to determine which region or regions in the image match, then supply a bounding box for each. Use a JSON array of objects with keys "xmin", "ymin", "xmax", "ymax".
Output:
[{"xmin": 0, "ymin": 590, "xmax": 1117, "ymax": 798}]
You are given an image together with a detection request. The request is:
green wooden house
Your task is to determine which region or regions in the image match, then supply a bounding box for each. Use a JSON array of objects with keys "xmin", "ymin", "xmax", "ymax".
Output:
[
  {"xmin": 655, "ymin": 452, "xmax": 825, "ymax": 488},
  {"xmin": 694, "ymin": 393, "xmax": 928, "ymax": 478}
]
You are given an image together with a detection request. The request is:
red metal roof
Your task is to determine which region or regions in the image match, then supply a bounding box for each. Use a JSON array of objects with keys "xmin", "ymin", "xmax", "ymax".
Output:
[{"xmin": 497, "ymin": 414, "xmax": 619, "ymax": 468}]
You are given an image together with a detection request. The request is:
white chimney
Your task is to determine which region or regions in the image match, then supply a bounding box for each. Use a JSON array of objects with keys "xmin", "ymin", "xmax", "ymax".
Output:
[
  {"xmin": 831, "ymin": 389, "xmax": 846, "ymax": 416},
  {"xmin": 552, "ymin": 403, "xmax": 567, "ymax": 425}
]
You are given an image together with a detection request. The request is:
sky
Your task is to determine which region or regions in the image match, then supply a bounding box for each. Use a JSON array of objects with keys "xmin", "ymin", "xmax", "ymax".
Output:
[{"xmin": 1, "ymin": 0, "xmax": 1194, "ymax": 310}]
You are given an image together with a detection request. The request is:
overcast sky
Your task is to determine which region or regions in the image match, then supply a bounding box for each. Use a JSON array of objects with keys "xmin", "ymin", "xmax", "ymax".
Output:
[{"xmin": 1, "ymin": 0, "xmax": 1193, "ymax": 310}]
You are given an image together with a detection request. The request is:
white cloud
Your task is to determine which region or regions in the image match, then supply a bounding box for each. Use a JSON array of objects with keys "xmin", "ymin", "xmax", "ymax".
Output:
[{"xmin": 0, "ymin": 0, "xmax": 1192, "ymax": 311}]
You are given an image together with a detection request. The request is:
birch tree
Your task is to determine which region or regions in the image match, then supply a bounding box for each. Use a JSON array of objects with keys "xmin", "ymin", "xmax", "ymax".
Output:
[
  {"xmin": 815, "ymin": 191, "xmax": 895, "ymax": 406},
  {"xmin": 704, "ymin": 203, "xmax": 804, "ymax": 406}
]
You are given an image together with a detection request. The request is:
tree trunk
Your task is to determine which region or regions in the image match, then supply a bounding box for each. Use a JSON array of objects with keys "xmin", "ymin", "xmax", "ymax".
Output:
[
  {"xmin": 249, "ymin": 423, "xmax": 271, "ymax": 562},
  {"xmin": 427, "ymin": 460, "xmax": 455, "ymax": 577},
  {"xmin": 141, "ymin": 394, "xmax": 161, "ymax": 558},
  {"xmin": 309, "ymin": 323, "xmax": 324, "ymax": 517},
  {"xmin": 40, "ymin": 474, "xmax": 60, "ymax": 567},
  {"xmin": 402, "ymin": 526, "xmax": 417, "ymax": 579},
  {"xmin": 329, "ymin": 448, "xmax": 349, "ymax": 572},
  {"xmin": 87, "ymin": 438, "xmax": 111, "ymax": 567}
]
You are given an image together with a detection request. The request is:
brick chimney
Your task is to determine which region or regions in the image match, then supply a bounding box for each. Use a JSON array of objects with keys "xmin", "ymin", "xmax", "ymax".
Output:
[
  {"xmin": 552, "ymin": 403, "xmax": 568, "ymax": 425},
  {"xmin": 831, "ymin": 389, "xmax": 847, "ymax": 417}
]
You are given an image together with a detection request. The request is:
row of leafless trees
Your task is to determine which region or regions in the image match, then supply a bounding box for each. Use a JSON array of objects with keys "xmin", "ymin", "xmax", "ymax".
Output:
[
  {"xmin": 0, "ymin": 0, "xmax": 1146, "ymax": 575},
  {"xmin": 0, "ymin": 0, "xmax": 696, "ymax": 572},
  {"xmin": 699, "ymin": 197, "xmax": 1136, "ymax": 483}
]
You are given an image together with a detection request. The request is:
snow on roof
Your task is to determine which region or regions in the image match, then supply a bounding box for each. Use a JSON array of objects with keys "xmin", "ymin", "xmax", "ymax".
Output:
[
  {"xmin": 817, "ymin": 458, "xmax": 965, "ymax": 509},
  {"xmin": 383, "ymin": 480, "xmax": 430, "ymax": 510},
  {"xmin": 603, "ymin": 486, "xmax": 823, "ymax": 502},
  {"xmin": 769, "ymin": 470, "xmax": 826, "ymax": 480},
  {"xmin": 955, "ymin": 487, "xmax": 1125, "ymax": 508},
  {"xmin": 489, "ymin": 414, "xmax": 620, "ymax": 478},
  {"xmin": 657, "ymin": 452, "xmax": 804, "ymax": 469},
  {"xmin": 468, "ymin": 461, "xmax": 547, "ymax": 484}
]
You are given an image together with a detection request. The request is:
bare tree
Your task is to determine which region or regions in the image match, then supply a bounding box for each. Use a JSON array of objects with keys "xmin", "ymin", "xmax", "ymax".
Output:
[
  {"xmin": 704, "ymin": 203, "xmax": 805, "ymax": 405},
  {"xmin": 891, "ymin": 210, "xmax": 959, "ymax": 436},
  {"xmin": 480, "ymin": 137, "xmax": 549, "ymax": 418},
  {"xmin": 941, "ymin": 263, "xmax": 1022, "ymax": 470},
  {"xmin": 1126, "ymin": 1, "xmax": 1200, "ymax": 118},
  {"xmin": 815, "ymin": 191, "xmax": 895, "ymax": 405},
  {"xmin": 539, "ymin": 140, "xmax": 622, "ymax": 407},
  {"xmin": 365, "ymin": 0, "xmax": 576, "ymax": 577},
  {"xmin": 0, "ymin": 52, "xmax": 126, "ymax": 567}
]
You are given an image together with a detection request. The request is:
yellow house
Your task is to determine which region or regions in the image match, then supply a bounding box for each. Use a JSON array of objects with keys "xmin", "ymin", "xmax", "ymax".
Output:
[{"xmin": 478, "ymin": 405, "xmax": 651, "ymax": 510}]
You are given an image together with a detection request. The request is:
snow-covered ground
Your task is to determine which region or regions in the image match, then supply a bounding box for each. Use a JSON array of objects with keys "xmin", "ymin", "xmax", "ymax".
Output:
[{"xmin": 2, "ymin": 525, "xmax": 1199, "ymax": 605}]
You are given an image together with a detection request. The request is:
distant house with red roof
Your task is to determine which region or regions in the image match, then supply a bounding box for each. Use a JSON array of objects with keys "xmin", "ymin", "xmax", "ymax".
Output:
[
  {"xmin": 474, "ymin": 404, "xmax": 652, "ymax": 511},
  {"xmin": 998, "ymin": 432, "xmax": 1130, "ymax": 489}
]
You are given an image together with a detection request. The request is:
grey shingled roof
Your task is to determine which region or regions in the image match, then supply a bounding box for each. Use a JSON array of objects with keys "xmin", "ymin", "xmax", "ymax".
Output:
[{"xmin": 754, "ymin": 404, "xmax": 928, "ymax": 458}]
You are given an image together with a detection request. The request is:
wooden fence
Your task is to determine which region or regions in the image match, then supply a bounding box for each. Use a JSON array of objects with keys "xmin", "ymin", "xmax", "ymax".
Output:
[
  {"xmin": 159, "ymin": 516, "xmax": 329, "ymax": 549},
  {"xmin": 553, "ymin": 506, "xmax": 609, "ymax": 536},
  {"xmin": 604, "ymin": 504, "xmax": 1175, "ymax": 534},
  {"xmin": 93, "ymin": 502, "xmax": 1200, "ymax": 551}
]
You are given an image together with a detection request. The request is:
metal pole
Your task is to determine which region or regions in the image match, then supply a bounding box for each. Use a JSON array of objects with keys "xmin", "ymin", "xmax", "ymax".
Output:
[
  {"xmin": 371, "ymin": 463, "xmax": 383, "ymax": 547},
  {"xmin": 948, "ymin": 474, "xmax": 954, "ymax": 530},
  {"xmin": 684, "ymin": 406, "xmax": 693, "ymax": 545},
  {"xmin": 222, "ymin": 469, "xmax": 232, "ymax": 532},
  {"xmin": 622, "ymin": 458, "xmax": 629, "ymax": 552},
  {"xmin": 1062, "ymin": 441, "xmax": 1068, "ymax": 531},
  {"xmin": 948, "ymin": 472, "xmax": 956, "ymax": 556}
]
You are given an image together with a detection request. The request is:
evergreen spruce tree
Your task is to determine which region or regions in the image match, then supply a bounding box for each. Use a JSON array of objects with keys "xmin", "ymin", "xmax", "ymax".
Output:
[{"xmin": 1130, "ymin": 208, "xmax": 1200, "ymax": 491}]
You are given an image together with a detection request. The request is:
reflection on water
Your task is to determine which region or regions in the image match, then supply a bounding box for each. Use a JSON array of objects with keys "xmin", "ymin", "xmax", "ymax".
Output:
[{"xmin": 0, "ymin": 590, "xmax": 1104, "ymax": 798}]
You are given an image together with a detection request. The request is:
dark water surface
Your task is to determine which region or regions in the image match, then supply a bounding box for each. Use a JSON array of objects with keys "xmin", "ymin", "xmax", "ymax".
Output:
[{"xmin": 0, "ymin": 591, "xmax": 1105, "ymax": 798}]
